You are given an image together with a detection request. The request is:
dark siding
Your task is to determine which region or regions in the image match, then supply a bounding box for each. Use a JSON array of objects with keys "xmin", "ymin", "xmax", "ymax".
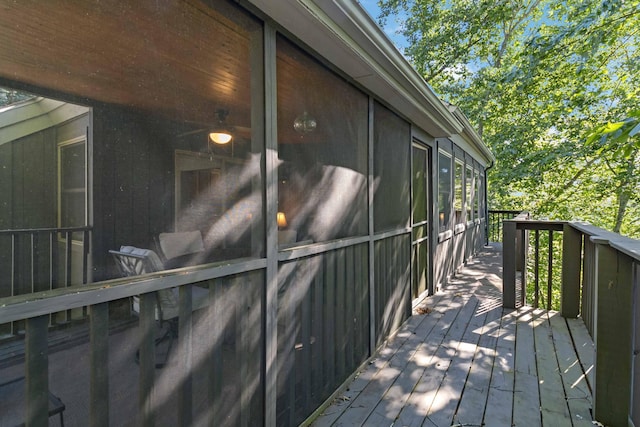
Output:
[
  {"xmin": 0, "ymin": 128, "xmax": 57, "ymax": 296},
  {"xmin": 374, "ymin": 233, "xmax": 412, "ymax": 347},
  {"xmin": 92, "ymin": 107, "xmax": 174, "ymax": 281},
  {"xmin": 276, "ymin": 243, "xmax": 370, "ymax": 427}
]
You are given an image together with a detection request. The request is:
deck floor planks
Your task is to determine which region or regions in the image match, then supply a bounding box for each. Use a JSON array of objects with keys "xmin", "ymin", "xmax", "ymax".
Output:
[
  {"xmin": 361, "ymin": 294, "xmax": 462, "ymax": 425},
  {"xmin": 512, "ymin": 307, "xmax": 543, "ymax": 426},
  {"xmin": 313, "ymin": 292, "xmax": 451, "ymax": 427},
  {"xmin": 453, "ymin": 305, "xmax": 504, "ymax": 426},
  {"xmin": 359, "ymin": 295, "xmax": 459, "ymax": 425},
  {"xmin": 548, "ymin": 312, "xmax": 593, "ymax": 426},
  {"xmin": 482, "ymin": 309, "xmax": 517, "ymax": 427},
  {"xmin": 333, "ymin": 291, "xmax": 472, "ymax": 426},
  {"xmin": 392, "ymin": 293, "xmax": 481, "ymax": 427},
  {"xmin": 566, "ymin": 317, "xmax": 595, "ymax": 392},
  {"xmin": 417, "ymin": 293, "xmax": 487, "ymax": 427},
  {"xmin": 532, "ymin": 309, "xmax": 573, "ymax": 426},
  {"xmin": 312, "ymin": 246, "xmax": 595, "ymax": 427}
]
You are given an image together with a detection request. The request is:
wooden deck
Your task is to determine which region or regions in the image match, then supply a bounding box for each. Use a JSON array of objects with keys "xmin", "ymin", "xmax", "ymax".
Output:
[{"xmin": 312, "ymin": 244, "xmax": 595, "ymax": 427}]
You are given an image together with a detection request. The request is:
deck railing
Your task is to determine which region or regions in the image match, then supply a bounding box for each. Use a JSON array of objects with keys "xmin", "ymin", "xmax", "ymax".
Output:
[
  {"xmin": 487, "ymin": 210, "xmax": 521, "ymax": 243},
  {"xmin": 502, "ymin": 218, "xmax": 640, "ymax": 427},
  {"xmin": 0, "ymin": 230, "xmax": 414, "ymax": 426},
  {"xmin": 0, "ymin": 226, "xmax": 92, "ymax": 336},
  {"xmin": 0, "ymin": 257, "xmax": 267, "ymax": 426}
]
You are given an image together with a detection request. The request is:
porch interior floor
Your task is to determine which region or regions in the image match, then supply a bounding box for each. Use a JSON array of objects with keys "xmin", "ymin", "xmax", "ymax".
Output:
[{"xmin": 312, "ymin": 243, "xmax": 595, "ymax": 427}]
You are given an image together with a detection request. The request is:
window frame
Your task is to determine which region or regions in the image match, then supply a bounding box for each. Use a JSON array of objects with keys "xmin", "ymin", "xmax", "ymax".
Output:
[{"xmin": 437, "ymin": 148, "xmax": 453, "ymax": 235}]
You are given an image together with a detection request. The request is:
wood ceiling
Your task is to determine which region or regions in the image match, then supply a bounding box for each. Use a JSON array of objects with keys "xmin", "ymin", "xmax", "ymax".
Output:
[{"xmin": 0, "ymin": 0, "xmax": 257, "ymax": 127}]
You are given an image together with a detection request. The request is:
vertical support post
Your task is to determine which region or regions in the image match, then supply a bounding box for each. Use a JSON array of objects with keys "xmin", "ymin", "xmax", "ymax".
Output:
[
  {"xmin": 26, "ymin": 315, "xmax": 48, "ymax": 427},
  {"xmin": 632, "ymin": 262, "xmax": 640, "ymax": 427},
  {"xmin": 178, "ymin": 285, "xmax": 193, "ymax": 426},
  {"xmin": 547, "ymin": 231, "xmax": 554, "ymax": 311},
  {"xmin": 90, "ymin": 302, "xmax": 109, "ymax": 427},
  {"xmin": 138, "ymin": 293, "xmax": 155, "ymax": 427},
  {"xmin": 561, "ymin": 224, "xmax": 582, "ymax": 318},
  {"xmin": 263, "ymin": 22, "xmax": 278, "ymax": 427},
  {"xmin": 503, "ymin": 220, "xmax": 517, "ymax": 308},
  {"xmin": 207, "ymin": 278, "xmax": 223, "ymax": 425},
  {"xmin": 367, "ymin": 97, "xmax": 376, "ymax": 355},
  {"xmin": 519, "ymin": 228, "xmax": 528, "ymax": 307},
  {"xmin": 593, "ymin": 239, "xmax": 633, "ymax": 426}
]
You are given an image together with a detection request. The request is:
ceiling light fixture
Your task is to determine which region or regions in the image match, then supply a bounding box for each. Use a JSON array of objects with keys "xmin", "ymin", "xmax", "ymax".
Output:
[
  {"xmin": 293, "ymin": 111, "xmax": 317, "ymax": 134},
  {"xmin": 209, "ymin": 109, "xmax": 233, "ymax": 144}
]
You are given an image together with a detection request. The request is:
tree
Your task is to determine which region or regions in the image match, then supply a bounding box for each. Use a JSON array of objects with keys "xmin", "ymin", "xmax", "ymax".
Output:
[
  {"xmin": 378, "ymin": 0, "xmax": 640, "ymax": 237},
  {"xmin": 0, "ymin": 87, "xmax": 33, "ymax": 107}
]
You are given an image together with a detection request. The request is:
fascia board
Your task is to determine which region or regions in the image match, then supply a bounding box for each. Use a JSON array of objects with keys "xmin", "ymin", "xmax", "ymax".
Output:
[
  {"xmin": 247, "ymin": 0, "xmax": 464, "ymax": 137},
  {"xmin": 449, "ymin": 107, "xmax": 495, "ymax": 164},
  {"xmin": 447, "ymin": 134, "xmax": 491, "ymax": 167}
]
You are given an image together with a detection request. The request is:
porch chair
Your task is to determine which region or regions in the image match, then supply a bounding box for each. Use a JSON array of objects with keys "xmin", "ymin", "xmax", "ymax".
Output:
[
  {"xmin": 157, "ymin": 230, "xmax": 206, "ymax": 269},
  {"xmin": 109, "ymin": 245, "xmax": 208, "ymax": 368}
]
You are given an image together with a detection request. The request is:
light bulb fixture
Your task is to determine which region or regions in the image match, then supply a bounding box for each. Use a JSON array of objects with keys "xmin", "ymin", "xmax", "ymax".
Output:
[
  {"xmin": 209, "ymin": 131, "xmax": 232, "ymax": 144},
  {"xmin": 293, "ymin": 111, "xmax": 317, "ymax": 134},
  {"xmin": 277, "ymin": 212, "xmax": 288, "ymax": 229},
  {"xmin": 209, "ymin": 109, "xmax": 233, "ymax": 145}
]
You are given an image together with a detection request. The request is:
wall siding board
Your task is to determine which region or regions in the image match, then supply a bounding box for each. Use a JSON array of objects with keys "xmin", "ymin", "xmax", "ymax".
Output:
[
  {"xmin": 324, "ymin": 251, "xmax": 336, "ymax": 392},
  {"xmin": 300, "ymin": 263, "xmax": 312, "ymax": 418},
  {"xmin": 335, "ymin": 248, "xmax": 346, "ymax": 382},
  {"xmin": 275, "ymin": 243, "xmax": 370, "ymax": 426},
  {"xmin": 345, "ymin": 244, "xmax": 355, "ymax": 369},
  {"xmin": 311, "ymin": 257, "xmax": 324, "ymax": 401},
  {"xmin": 92, "ymin": 107, "xmax": 175, "ymax": 281},
  {"xmin": 374, "ymin": 234, "xmax": 411, "ymax": 347}
]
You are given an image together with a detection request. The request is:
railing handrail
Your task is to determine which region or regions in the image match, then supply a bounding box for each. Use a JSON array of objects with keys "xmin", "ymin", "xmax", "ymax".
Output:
[
  {"xmin": 506, "ymin": 218, "xmax": 640, "ymax": 263},
  {"xmin": 502, "ymin": 216, "xmax": 640, "ymax": 427},
  {"xmin": 0, "ymin": 257, "xmax": 267, "ymax": 324},
  {"xmin": 0, "ymin": 226, "xmax": 92, "ymax": 235},
  {"xmin": 488, "ymin": 209, "xmax": 522, "ymax": 214}
]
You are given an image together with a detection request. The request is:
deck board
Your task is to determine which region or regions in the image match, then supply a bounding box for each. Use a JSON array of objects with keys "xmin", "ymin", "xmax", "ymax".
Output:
[
  {"xmin": 312, "ymin": 245, "xmax": 595, "ymax": 427},
  {"xmin": 482, "ymin": 309, "xmax": 516, "ymax": 427},
  {"xmin": 533, "ymin": 309, "xmax": 573, "ymax": 426},
  {"xmin": 548, "ymin": 312, "xmax": 593, "ymax": 426},
  {"xmin": 513, "ymin": 307, "xmax": 543, "ymax": 427}
]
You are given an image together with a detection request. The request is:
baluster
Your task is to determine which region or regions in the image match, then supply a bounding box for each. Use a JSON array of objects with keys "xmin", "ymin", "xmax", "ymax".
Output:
[
  {"xmin": 547, "ymin": 231, "xmax": 553, "ymax": 311},
  {"xmin": 534, "ymin": 230, "xmax": 540, "ymax": 308},
  {"xmin": 30, "ymin": 233, "xmax": 35, "ymax": 294}
]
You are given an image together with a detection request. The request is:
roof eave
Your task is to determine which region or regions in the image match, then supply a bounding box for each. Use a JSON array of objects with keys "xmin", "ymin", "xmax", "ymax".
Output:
[{"xmin": 246, "ymin": 0, "xmax": 464, "ymax": 137}]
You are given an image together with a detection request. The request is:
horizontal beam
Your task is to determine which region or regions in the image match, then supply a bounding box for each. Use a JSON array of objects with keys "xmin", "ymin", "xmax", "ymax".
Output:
[
  {"xmin": 0, "ymin": 258, "xmax": 267, "ymax": 323},
  {"xmin": 505, "ymin": 220, "xmax": 565, "ymax": 231}
]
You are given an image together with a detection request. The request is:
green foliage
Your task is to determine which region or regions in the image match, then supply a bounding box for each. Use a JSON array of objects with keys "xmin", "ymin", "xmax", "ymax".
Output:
[
  {"xmin": 587, "ymin": 112, "xmax": 640, "ymax": 159},
  {"xmin": 0, "ymin": 87, "xmax": 34, "ymax": 107},
  {"xmin": 378, "ymin": 0, "xmax": 640, "ymax": 237},
  {"xmin": 524, "ymin": 230, "xmax": 563, "ymax": 311}
]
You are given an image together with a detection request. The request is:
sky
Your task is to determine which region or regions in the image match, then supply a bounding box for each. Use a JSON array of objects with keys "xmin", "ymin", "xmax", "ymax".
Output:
[{"xmin": 358, "ymin": 0, "xmax": 409, "ymax": 51}]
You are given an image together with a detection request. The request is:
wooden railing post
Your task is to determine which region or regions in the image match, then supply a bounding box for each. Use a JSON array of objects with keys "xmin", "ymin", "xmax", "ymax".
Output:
[
  {"xmin": 503, "ymin": 220, "xmax": 517, "ymax": 309},
  {"xmin": 90, "ymin": 303, "xmax": 109, "ymax": 427},
  {"xmin": 593, "ymin": 238, "xmax": 634, "ymax": 426},
  {"xmin": 26, "ymin": 315, "xmax": 49, "ymax": 427},
  {"xmin": 561, "ymin": 224, "xmax": 582, "ymax": 318}
]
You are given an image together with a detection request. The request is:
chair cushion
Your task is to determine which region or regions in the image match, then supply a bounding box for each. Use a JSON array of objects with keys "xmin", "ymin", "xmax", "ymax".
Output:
[{"xmin": 158, "ymin": 231, "xmax": 204, "ymax": 260}]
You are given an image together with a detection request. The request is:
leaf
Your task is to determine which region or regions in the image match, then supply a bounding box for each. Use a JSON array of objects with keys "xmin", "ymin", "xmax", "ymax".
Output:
[
  {"xmin": 602, "ymin": 121, "xmax": 625, "ymax": 134},
  {"xmin": 630, "ymin": 122, "xmax": 640, "ymax": 137}
]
